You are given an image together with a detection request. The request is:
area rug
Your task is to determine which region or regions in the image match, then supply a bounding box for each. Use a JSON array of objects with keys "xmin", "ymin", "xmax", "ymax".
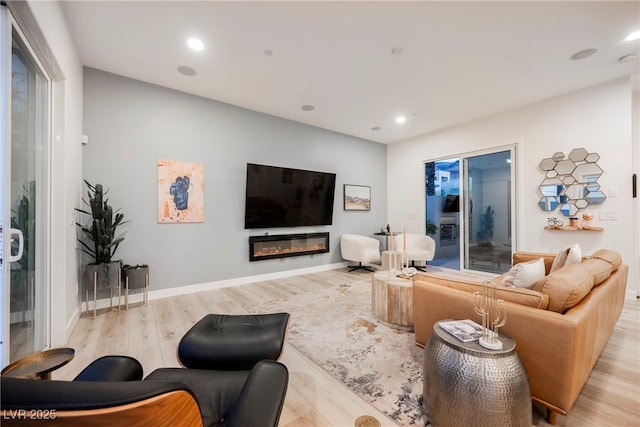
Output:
[{"xmin": 245, "ymin": 278, "xmax": 429, "ymax": 426}]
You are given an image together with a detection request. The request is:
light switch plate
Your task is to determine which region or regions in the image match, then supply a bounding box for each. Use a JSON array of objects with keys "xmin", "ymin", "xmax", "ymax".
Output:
[{"xmin": 598, "ymin": 211, "xmax": 618, "ymax": 220}]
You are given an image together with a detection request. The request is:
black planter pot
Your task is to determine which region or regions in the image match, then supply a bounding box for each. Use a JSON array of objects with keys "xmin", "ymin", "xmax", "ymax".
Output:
[
  {"xmin": 85, "ymin": 262, "xmax": 121, "ymax": 290},
  {"xmin": 122, "ymin": 266, "xmax": 149, "ymax": 309}
]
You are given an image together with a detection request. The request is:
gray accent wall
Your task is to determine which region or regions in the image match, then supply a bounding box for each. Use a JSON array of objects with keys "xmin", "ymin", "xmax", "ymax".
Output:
[{"xmin": 82, "ymin": 68, "xmax": 387, "ymax": 291}]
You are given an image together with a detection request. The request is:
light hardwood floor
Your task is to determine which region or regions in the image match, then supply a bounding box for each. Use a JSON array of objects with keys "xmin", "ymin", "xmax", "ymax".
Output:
[{"xmin": 54, "ymin": 268, "xmax": 640, "ymax": 427}]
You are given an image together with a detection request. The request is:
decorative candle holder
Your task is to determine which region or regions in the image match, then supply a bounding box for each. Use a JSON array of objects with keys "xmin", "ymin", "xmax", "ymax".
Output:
[
  {"xmin": 401, "ymin": 251, "xmax": 409, "ymax": 270},
  {"xmin": 388, "ymin": 250, "xmax": 398, "ymax": 272},
  {"xmin": 474, "ymin": 280, "xmax": 507, "ymax": 350}
]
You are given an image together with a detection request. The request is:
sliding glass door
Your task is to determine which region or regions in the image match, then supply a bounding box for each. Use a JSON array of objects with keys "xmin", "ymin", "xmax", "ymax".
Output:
[
  {"xmin": 463, "ymin": 150, "xmax": 513, "ymax": 274},
  {"xmin": 0, "ymin": 5, "xmax": 51, "ymax": 366},
  {"xmin": 425, "ymin": 147, "xmax": 515, "ymax": 274}
]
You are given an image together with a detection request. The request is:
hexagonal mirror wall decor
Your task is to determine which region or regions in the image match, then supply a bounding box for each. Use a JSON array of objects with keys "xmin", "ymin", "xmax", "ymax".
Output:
[
  {"xmin": 537, "ymin": 148, "xmax": 605, "ymax": 216},
  {"xmin": 539, "ymin": 158, "xmax": 557, "ymax": 171}
]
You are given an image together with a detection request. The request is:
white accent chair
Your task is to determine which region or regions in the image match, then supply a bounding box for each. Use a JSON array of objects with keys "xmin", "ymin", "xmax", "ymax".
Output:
[
  {"xmin": 394, "ymin": 233, "xmax": 435, "ymax": 271},
  {"xmin": 340, "ymin": 234, "xmax": 381, "ymax": 272}
]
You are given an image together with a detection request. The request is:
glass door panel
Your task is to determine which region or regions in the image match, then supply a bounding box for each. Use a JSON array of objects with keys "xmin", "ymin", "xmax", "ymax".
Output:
[
  {"xmin": 425, "ymin": 158, "xmax": 460, "ymax": 269},
  {"xmin": 463, "ymin": 150, "xmax": 513, "ymax": 274},
  {"xmin": 7, "ymin": 26, "xmax": 49, "ymax": 362}
]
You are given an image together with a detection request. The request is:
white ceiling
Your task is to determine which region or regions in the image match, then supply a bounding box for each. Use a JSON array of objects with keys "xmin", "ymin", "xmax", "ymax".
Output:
[{"xmin": 60, "ymin": 1, "xmax": 639, "ymax": 144}]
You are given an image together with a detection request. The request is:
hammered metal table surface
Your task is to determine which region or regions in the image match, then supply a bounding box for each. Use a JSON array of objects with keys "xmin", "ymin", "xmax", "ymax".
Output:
[{"xmin": 423, "ymin": 322, "xmax": 532, "ymax": 427}]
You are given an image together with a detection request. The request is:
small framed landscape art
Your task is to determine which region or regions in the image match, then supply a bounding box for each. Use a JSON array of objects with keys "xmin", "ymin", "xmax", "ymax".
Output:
[
  {"xmin": 344, "ymin": 184, "xmax": 371, "ymax": 211},
  {"xmin": 158, "ymin": 159, "xmax": 205, "ymax": 223}
]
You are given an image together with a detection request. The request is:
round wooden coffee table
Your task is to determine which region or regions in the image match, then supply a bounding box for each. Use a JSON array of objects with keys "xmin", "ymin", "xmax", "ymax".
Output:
[
  {"xmin": 1, "ymin": 347, "xmax": 75, "ymax": 380},
  {"xmin": 372, "ymin": 270, "xmax": 413, "ymax": 331}
]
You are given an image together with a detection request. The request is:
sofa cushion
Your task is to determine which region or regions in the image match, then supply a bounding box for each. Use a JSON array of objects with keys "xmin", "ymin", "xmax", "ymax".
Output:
[
  {"xmin": 581, "ymin": 257, "xmax": 613, "ymax": 287},
  {"xmin": 501, "ymin": 257, "xmax": 545, "ymax": 289},
  {"xmin": 550, "ymin": 244, "xmax": 582, "ymax": 272},
  {"xmin": 590, "ymin": 249, "xmax": 622, "ymax": 271},
  {"xmin": 412, "ymin": 273, "xmax": 549, "ymax": 309},
  {"xmin": 534, "ymin": 263, "xmax": 594, "ymax": 313}
]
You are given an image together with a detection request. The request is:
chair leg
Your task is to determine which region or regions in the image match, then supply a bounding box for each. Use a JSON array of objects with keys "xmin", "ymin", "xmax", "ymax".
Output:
[
  {"xmin": 411, "ymin": 261, "xmax": 427, "ymax": 272},
  {"xmin": 348, "ymin": 262, "xmax": 375, "ymax": 273}
]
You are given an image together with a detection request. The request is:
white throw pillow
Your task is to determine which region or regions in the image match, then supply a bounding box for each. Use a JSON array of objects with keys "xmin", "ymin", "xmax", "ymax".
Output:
[
  {"xmin": 501, "ymin": 257, "xmax": 545, "ymax": 289},
  {"xmin": 550, "ymin": 244, "xmax": 582, "ymax": 272}
]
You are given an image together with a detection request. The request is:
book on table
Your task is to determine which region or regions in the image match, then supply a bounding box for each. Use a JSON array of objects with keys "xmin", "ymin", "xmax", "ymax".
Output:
[{"xmin": 437, "ymin": 319, "xmax": 484, "ymax": 342}]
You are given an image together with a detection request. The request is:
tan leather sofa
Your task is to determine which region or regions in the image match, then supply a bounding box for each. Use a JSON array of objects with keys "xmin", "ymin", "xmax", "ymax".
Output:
[{"xmin": 413, "ymin": 249, "xmax": 628, "ymax": 425}]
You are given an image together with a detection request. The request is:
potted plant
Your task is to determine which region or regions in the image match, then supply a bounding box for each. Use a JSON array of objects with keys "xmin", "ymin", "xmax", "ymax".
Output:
[
  {"xmin": 122, "ymin": 264, "xmax": 149, "ymax": 308},
  {"xmin": 426, "ymin": 220, "xmax": 438, "ymax": 236},
  {"xmin": 477, "ymin": 205, "xmax": 496, "ymax": 242},
  {"xmin": 76, "ymin": 180, "xmax": 128, "ymax": 291}
]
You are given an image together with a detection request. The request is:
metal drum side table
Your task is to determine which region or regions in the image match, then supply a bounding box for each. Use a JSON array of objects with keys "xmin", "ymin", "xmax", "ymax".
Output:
[{"xmin": 423, "ymin": 322, "xmax": 531, "ymax": 427}]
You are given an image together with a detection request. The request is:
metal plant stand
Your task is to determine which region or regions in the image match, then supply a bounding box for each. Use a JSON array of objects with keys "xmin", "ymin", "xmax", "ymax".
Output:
[
  {"xmin": 423, "ymin": 322, "xmax": 532, "ymax": 427},
  {"xmin": 85, "ymin": 266, "xmax": 122, "ymax": 318}
]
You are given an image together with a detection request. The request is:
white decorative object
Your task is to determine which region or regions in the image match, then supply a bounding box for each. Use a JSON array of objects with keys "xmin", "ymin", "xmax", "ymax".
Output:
[
  {"xmin": 474, "ymin": 280, "xmax": 507, "ymax": 350},
  {"xmin": 388, "ymin": 250, "xmax": 398, "ymax": 271}
]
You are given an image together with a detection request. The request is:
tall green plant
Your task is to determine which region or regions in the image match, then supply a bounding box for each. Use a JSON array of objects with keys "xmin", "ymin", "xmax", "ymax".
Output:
[
  {"xmin": 478, "ymin": 205, "xmax": 496, "ymax": 241},
  {"xmin": 76, "ymin": 180, "xmax": 128, "ymax": 264}
]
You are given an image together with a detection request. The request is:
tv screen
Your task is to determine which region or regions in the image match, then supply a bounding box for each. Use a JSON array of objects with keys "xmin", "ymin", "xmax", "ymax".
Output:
[
  {"xmin": 443, "ymin": 194, "xmax": 459, "ymax": 213},
  {"xmin": 244, "ymin": 163, "xmax": 336, "ymax": 229}
]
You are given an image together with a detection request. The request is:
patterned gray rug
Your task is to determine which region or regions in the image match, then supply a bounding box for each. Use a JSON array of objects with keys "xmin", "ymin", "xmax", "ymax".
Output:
[{"xmin": 246, "ymin": 277, "xmax": 428, "ymax": 426}]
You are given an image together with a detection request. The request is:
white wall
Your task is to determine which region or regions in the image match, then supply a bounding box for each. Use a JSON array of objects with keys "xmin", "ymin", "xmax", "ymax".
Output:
[
  {"xmin": 388, "ymin": 78, "xmax": 637, "ymax": 294},
  {"xmin": 28, "ymin": 1, "xmax": 83, "ymax": 344}
]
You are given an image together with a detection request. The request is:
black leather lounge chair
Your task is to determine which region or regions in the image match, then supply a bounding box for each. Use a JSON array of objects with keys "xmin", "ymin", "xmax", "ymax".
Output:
[
  {"xmin": 1, "ymin": 313, "xmax": 291, "ymax": 427},
  {"xmin": 1, "ymin": 355, "xmax": 288, "ymax": 427}
]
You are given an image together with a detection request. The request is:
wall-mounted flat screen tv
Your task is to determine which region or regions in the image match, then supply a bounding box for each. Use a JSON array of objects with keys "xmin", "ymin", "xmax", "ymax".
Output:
[
  {"xmin": 244, "ymin": 163, "xmax": 336, "ymax": 229},
  {"xmin": 443, "ymin": 194, "xmax": 459, "ymax": 213}
]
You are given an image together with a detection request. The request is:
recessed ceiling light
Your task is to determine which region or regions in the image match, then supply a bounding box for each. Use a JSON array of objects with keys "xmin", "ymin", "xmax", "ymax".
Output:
[
  {"xmin": 395, "ymin": 116, "xmax": 407, "ymax": 124},
  {"xmin": 371, "ymin": 127, "xmax": 381, "ymax": 131},
  {"xmin": 301, "ymin": 105, "xmax": 315, "ymax": 111},
  {"xmin": 619, "ymin": 53, "xmax": 637, "ymax": 63},
  {"xmin": 187, "ymin": 38, "xmax": 204, "ymax": 51},
  {"xmin": 624, "ymin": 30, "xmax": 640, "ymax": 41},
  {"xmin": 391, "ymin": 45, "xmax": 406, "ymax": 55},
  {"xmin": 570, "ymin": 48, "xmax": 597, "ymax": 61},
  {"xmin": 177, "ymin": 66, "xmax": 197, "ymax": 76}
]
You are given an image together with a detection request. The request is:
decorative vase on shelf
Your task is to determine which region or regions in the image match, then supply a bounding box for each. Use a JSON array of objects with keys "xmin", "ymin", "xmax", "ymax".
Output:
[{"xmin": 582, "ymin": 213, "xmax": 593, "ymax": 228}]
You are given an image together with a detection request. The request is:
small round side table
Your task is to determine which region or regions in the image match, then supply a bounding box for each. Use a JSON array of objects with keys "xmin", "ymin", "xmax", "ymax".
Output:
[
  {"xmin": 1, "ymin": 347, "xmax": 75, "ymax": 380},
  {"xmin": 371, "ymin": 270, "xmax": 413, "ymax": 331},
  {"xmin": 423, "ymin": 322, "xmax": 531, "ymax": 427}
]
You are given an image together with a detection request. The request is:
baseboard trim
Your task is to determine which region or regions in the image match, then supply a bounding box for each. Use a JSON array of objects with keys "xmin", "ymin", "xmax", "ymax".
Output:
[
  {"xmin": 75, "ymin": 262, "xmax": 349, "ymax": 312},
  {"xmin": 65, "ymin": 307, "xmax": 80, "ymax": 341}
]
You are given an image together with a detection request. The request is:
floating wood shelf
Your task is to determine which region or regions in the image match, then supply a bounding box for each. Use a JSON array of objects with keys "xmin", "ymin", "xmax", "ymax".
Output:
[{"xmin": 544, "ymin": 225, "xmax": 604, "ymax": 231}]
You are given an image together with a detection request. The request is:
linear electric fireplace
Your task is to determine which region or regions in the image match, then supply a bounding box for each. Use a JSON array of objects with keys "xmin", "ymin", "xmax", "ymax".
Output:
[{"xmin": 249, "ymin": 232, "xmax": 330, "ymax": 261}]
